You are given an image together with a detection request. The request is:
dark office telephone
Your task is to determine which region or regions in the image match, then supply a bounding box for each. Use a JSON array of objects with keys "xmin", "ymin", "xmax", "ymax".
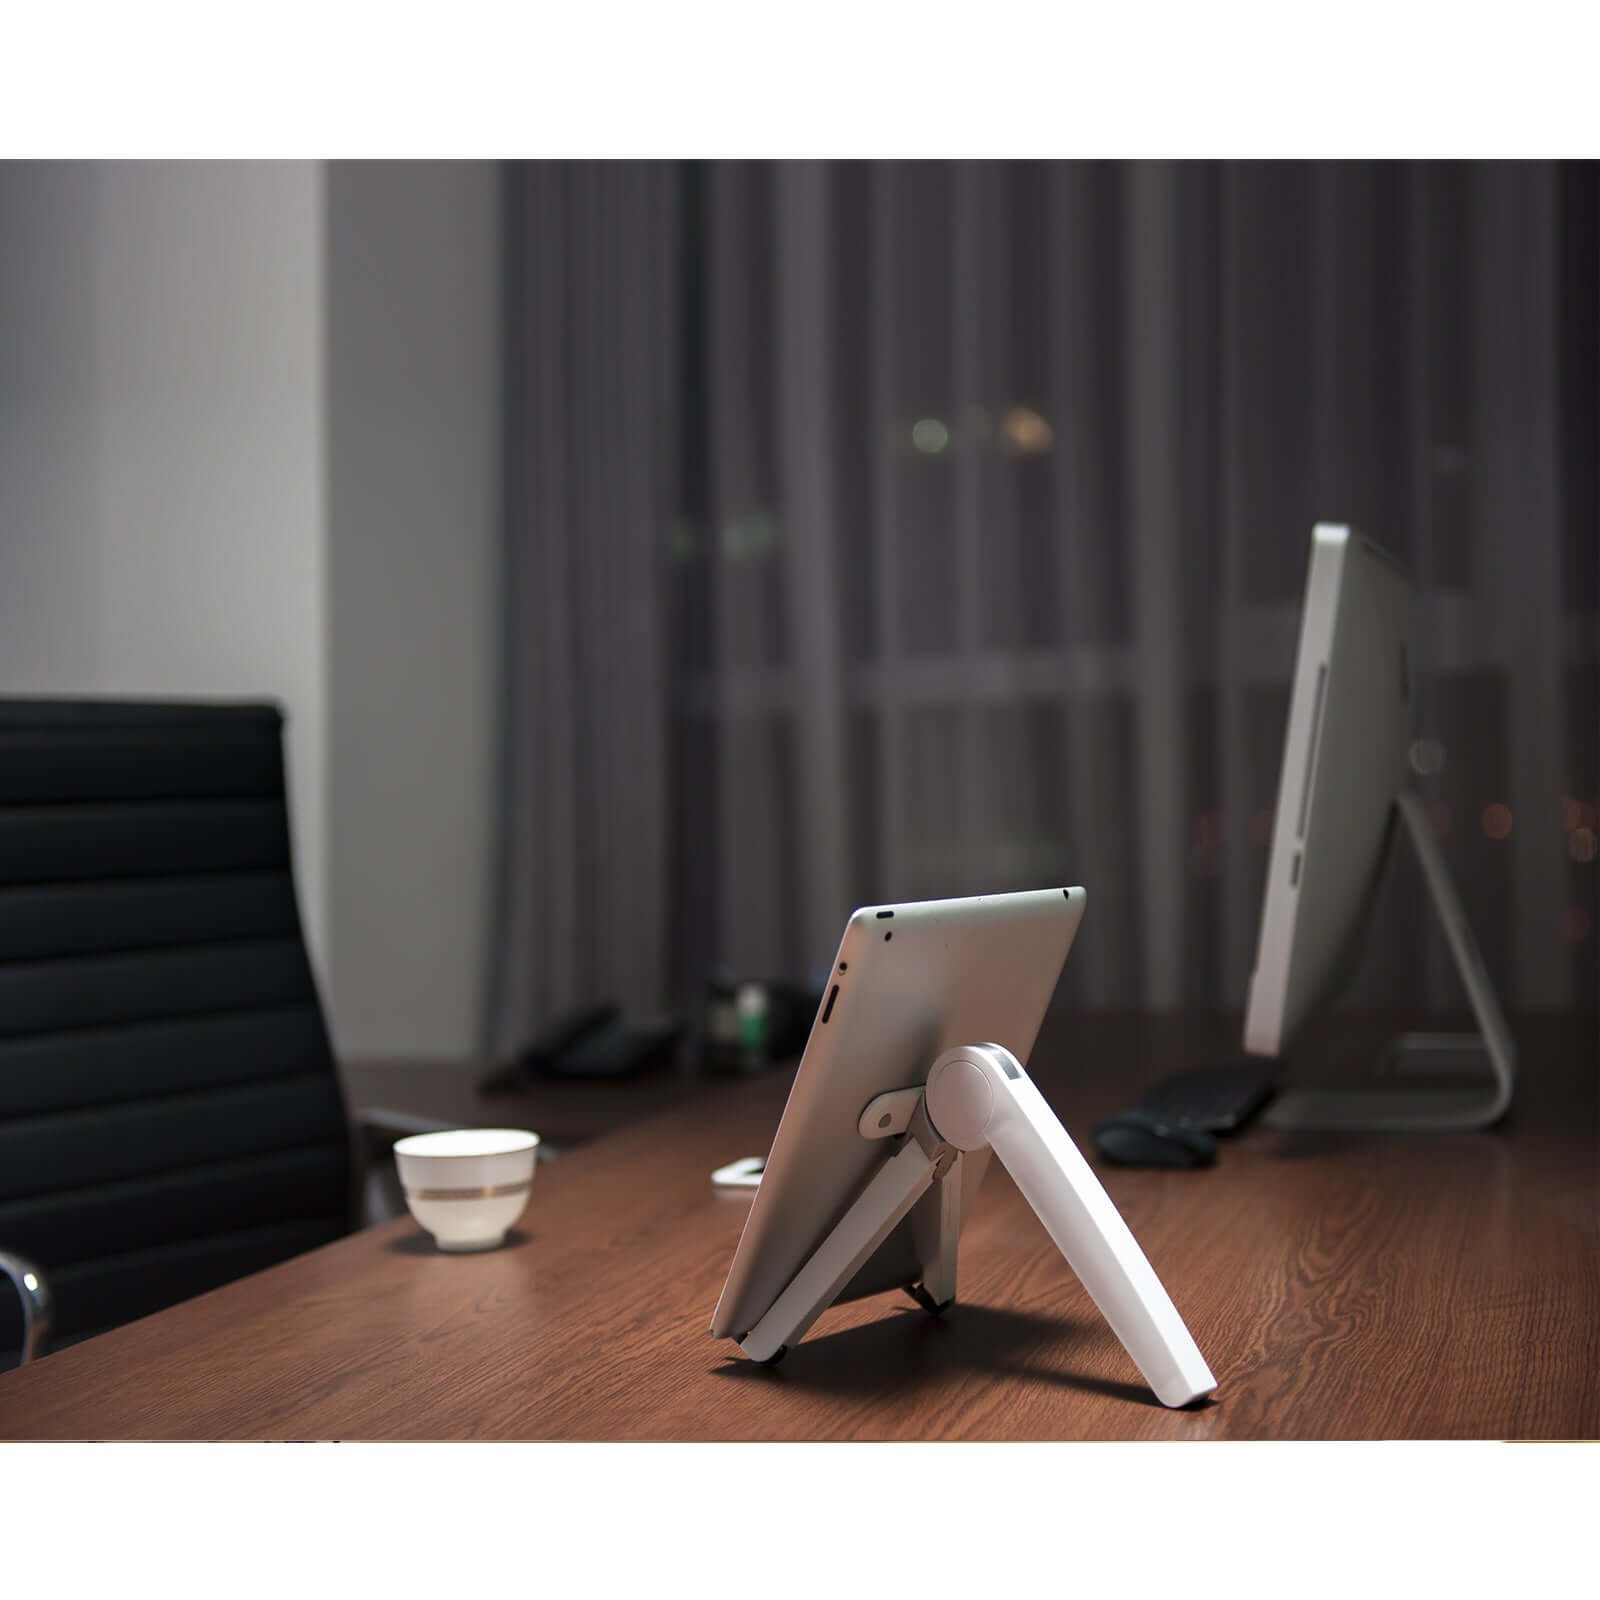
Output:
[{"xmin": 477, "ymin": 1004, "xmax": 685, "ymax": 1094}]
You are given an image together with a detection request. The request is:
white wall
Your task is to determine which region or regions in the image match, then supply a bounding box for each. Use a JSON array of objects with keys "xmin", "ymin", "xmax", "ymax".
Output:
[
  {"xmin": 0, "ymin": 160, "xmax": 329, "ymax": 957},
  {"xmin": 325, "ymin": 162, "xmax": 502, "ymax": 1059},
  {"xmin": 0, "ymin": 160, "xmax": 501, "ymax": 1060}
]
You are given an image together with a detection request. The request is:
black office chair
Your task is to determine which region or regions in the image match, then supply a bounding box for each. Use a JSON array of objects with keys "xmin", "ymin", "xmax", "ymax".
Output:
[{"xmin": 0, "ymin": 698, "xmax": 442, "ymax": 1368}]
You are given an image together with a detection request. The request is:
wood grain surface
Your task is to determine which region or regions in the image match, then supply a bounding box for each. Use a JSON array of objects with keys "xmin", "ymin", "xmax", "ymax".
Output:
[{"xmin": 3, "ymin": 1012, "xmax": 1595, "ymax": 1441}]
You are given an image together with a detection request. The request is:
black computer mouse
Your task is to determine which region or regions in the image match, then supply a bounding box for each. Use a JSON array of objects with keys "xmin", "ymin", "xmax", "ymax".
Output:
[{"xmin": 1091, "ymin": 1109, "xmax": 1218, "ymax": 1169}]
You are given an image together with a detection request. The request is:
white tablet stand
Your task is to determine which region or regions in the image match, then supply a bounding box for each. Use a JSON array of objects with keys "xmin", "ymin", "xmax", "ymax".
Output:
[
  {"xmin": 736, "ymin": 1044, "xmax": 1217, "ymax": 1409},
  {"xmin": 1263, "ymin": 789, "xmax": 1517, "ymax": 1133}
]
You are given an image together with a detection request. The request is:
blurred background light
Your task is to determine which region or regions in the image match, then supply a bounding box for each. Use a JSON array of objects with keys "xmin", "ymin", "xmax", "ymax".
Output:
[
  {"xmin": 1001, "ymin": 404, "xmax": 1053, "ymax": 455},
  {"xmin": 1482, "ymin": 803, "xmax": 1513, "ymax": 841},
  {"xmin": 1409, "ymin": 737, "xmax": 1445, "ymax": 776}
]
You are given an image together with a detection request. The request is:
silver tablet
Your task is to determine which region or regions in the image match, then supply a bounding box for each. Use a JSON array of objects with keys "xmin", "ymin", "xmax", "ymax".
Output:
[
  {"xmin": 710, "ymin": 887, "xmax": 1085, "ymax": 1343},
  {"xmin": 1244, "ymin": 523, "xmax": 1414, "ymax": 1058}
]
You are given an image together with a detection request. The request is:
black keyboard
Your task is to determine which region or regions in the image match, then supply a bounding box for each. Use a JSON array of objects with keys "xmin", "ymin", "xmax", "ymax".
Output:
[{"xmin": 1134, "ymin": 1062, "xmax": 1278, "ymax": 1132}]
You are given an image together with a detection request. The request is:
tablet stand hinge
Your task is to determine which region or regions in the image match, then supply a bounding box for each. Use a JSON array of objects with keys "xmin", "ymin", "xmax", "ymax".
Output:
[{"xmin": 906, "ymin": 1097, "xmax": 953, "ymax": 1170}]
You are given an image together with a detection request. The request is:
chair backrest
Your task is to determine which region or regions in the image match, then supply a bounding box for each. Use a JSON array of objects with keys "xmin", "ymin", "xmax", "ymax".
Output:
[{"xmin": 0, "ymin": 698, "xmax": 351, "ymax": 1349}]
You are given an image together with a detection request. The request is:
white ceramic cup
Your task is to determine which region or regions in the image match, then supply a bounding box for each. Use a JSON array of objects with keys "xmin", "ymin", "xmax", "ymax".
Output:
[{"xmin": 393, "ymin": 1128, "xmax": 541, "ymax": 1252}]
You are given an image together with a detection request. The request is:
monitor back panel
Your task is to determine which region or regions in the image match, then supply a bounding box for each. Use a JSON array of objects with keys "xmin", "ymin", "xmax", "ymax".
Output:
[{"xmin": 1245, "ymin": 526, "xmax": 1415, "ymax": 1057}]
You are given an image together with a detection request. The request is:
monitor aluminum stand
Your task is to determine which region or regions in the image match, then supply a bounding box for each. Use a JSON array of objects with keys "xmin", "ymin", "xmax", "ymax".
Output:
[
  {"xmin": 1263, "ymin": 789, "xmax": 1516, "ymax": 1133},
  {"xmin": 735, "ymin": 1044, "xmax": 1217, "ymax": 1410}
]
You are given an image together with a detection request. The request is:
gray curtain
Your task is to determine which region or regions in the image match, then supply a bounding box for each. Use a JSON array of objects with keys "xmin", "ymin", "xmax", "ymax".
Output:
[
  {"xmin": 491, "ymin": 162, "xmax": 681, "ymax": 1051},
  {"xmin": 493, "ymin": 160, "xmax": 1598, "ymax": 1051}
]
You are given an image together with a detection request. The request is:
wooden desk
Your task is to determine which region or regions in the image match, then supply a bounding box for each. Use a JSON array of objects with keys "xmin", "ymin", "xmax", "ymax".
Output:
[{"xmin": 3, "ymin": 1013, "xmax": 1595, "ymax": 1440}]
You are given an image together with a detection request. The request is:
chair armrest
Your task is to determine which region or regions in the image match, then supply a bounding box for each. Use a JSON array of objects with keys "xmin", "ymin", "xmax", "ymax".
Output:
[{"xmin": 0, "ymin": 1248, "xmax": 54, "ymax": 1366}]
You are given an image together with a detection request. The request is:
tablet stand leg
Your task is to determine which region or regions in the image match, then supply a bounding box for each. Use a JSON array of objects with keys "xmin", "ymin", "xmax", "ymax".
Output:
[
  {"xmin": 739, "ymin": 1046, "xmax": 1216, "ymax": 1408},
  {"xmin": 1263, "ymin": 788, "xmax": 1517, "ymax": 1132},
  {"xmin": 911, "ymin": 1146, "xmax": 962, "ymax": 1310},
  {"xmin": 738, "ymin": 1101, "xmax": 956, "ymax": 1364},
  {"xmin": 924, "ymin": 1045, "xmax": 1216, "ymax": 1408}
]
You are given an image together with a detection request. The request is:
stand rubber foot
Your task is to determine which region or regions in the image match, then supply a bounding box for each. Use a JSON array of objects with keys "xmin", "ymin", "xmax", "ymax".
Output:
[
  {"xmin": 905, "ymin": 1283, "xmax": 953, "ymax": 1317},
  {"xmin": 735, "ymin": 1332, "xmax": 789, "ymax": 1366}
]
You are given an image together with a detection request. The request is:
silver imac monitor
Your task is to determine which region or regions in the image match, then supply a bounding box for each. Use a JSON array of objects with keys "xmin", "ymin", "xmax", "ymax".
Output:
[{"xmin": 1243, "ymin": 523, "xmax": 1515, "ymax": 1131}]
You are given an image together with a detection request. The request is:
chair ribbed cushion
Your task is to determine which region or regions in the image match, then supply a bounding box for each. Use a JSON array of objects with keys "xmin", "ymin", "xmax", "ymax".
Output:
[{"xmin": 0, "ymin": 699, "xmax": 350, "ymax": 1350}]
